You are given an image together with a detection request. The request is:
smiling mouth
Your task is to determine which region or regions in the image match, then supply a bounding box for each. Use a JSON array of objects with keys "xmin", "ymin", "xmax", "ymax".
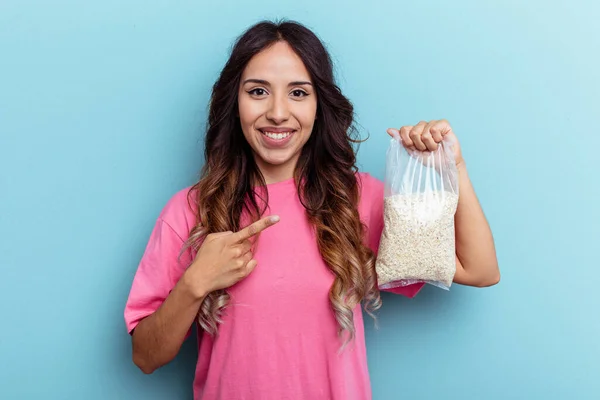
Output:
[{"xmin": 258, "ymin": 129, "xmax": 296, "ymax": 140}]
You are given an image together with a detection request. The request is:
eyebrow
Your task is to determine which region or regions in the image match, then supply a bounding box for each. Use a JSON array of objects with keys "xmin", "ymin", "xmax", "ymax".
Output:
[{"xmin": 242, "ymin": 78, "xmax": 313, "ymax": 86}]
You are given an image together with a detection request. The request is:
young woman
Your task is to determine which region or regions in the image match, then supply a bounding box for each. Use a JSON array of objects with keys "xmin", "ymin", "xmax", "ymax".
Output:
[{"xmin": 124, "ymin": 20, "xmax": 499, "ymax": 400}]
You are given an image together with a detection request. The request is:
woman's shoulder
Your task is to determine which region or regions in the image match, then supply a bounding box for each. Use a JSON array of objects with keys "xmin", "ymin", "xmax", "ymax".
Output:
[
  {"xmin": 355, "ymin": 171, "xmax": 384, "ymax": 219},
  {"xmin": 155, "ymin": 185, "xmax": 198, "ymax": 240},
  {"xmin": 356, "ymin": 171, "xmax": 384, "ymax": 196}
]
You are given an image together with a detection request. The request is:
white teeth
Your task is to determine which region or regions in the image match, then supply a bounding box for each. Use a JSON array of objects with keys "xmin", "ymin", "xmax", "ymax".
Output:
[{"xmin": 263, "ymin": 131, "xmax": 293, "ymax": 140}]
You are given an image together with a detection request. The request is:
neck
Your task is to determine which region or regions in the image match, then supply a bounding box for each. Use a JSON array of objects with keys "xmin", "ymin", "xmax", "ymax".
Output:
[{"xmin": 254, "ymin": 156, "xmax": 299, "ymax": 185}]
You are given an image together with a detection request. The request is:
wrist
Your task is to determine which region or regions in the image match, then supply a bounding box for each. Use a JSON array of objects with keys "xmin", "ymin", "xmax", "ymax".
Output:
[{"xmin": 179, "ymin": 269, "xmax": 209, "ymax": 302}]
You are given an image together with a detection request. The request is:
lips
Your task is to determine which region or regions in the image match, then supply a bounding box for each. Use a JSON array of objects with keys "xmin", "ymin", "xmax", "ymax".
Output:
[
  {"xmin": 258, "ymin": 128, "xmax": 297, "ymax": 141},
  {"xmin": 258, "ymin": 127, "xmax": 296, "ymax": 133},
  {"xmin": 257, "ymin": 128, "xmax": 296, "ymax": 147}
]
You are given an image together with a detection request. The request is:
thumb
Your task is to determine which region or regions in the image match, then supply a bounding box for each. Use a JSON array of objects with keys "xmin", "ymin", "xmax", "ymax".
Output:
[
  {"xmin": 245, "ymin": 259, "xmax": 258, "ymax": 275},
  {"xmin": 386, "ymin": 128, "xmax": 400, "ymax": 138}
]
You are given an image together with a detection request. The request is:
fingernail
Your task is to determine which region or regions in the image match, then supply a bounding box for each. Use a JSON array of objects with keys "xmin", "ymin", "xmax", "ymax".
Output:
[{"xmin": 270, "ymin": 215, "xmax": 280, "ymax": 223}]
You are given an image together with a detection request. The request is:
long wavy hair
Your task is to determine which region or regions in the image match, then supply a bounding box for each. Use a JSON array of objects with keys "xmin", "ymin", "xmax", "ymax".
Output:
[{"xmin": 184, "ymin": 20, "xmax": 382, "ymax": 343}]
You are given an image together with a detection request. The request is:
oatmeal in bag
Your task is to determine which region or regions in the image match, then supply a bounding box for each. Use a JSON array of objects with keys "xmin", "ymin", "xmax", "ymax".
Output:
[{"xmin": 376, "ymin": 131, "xmax": 459, "ymax": 290}]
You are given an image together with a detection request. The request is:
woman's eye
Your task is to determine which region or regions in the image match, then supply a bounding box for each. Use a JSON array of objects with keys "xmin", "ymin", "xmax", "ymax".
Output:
[
  {"xmin": 291, "ymin": 89, "xmax": 307, "ymax": 97},
  {"xmin": 249, "ymin": 88, "xmax": 266, "ymax": 96}
]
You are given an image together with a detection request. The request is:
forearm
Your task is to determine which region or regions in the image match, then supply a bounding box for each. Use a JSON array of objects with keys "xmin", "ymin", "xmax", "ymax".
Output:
[
  {"xmin": 452, "ymin": 163, "xmax": 500, "ymax": 287},
  {"xmin": 132, "ymin": 273, "xmax": 205, "ymax": 374}
]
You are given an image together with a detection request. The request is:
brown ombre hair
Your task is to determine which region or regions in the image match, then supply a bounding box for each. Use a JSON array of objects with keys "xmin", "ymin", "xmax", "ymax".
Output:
[{"xmin": 184, "ymin": 20, "xmax": 381, "ymax": 343}]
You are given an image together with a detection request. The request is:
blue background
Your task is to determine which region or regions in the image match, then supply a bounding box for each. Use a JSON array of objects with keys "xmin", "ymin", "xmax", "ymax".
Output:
[{"xmin": 1, "ymin": 1, "xmax": 598, "ymax": 399}]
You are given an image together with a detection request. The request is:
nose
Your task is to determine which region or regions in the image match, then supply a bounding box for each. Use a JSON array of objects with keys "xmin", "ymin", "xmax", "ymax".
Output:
[{"xmin": 265, "ymin": 94, "xmax": 290, "ymax": 125}]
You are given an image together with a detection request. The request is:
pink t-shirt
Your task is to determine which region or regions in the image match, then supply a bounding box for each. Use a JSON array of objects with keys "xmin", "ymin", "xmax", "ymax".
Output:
[{"xmin": 124, "ymin": 172, "xmax": 423, "ymax": 400}]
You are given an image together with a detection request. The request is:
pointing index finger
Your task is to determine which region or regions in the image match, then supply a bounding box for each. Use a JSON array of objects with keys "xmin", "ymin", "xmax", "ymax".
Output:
[{"xmin": 231, "ymin": 215, "xmax": 280, "ymax": 243}]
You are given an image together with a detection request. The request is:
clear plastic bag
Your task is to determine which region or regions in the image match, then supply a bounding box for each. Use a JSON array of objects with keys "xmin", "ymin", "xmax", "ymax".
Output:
[{"xmin": 376, "ymin": 131, "xmax": 460, "ymax": 290}]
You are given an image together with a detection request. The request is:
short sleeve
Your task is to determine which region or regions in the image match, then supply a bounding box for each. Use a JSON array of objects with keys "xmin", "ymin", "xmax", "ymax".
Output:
[
  {"xmin": 124, "ymin": 189, "xmax": 196, "ymax": 334},
  {"xmin": 359, "ymin": 172, "xmax": 425, "ymax": 298}
]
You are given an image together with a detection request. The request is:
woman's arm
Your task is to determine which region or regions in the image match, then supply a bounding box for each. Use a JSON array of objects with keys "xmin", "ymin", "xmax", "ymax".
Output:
[
  {"xmin": 452, "ymin": 162, "xmax": 500, "ymax": 287},
  {"xmin": 131, "ymin": 274, "xmax": 205, "ymax": 374}
]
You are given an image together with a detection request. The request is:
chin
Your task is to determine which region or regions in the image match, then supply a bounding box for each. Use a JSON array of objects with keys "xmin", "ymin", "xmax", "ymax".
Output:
[
  {"xmin": 253, "ymin": 147, "xmax": 297, "ymax": 166},
  {"xmin": 261, "ymin": 153, "xmax": 295, "ymax": 166}
]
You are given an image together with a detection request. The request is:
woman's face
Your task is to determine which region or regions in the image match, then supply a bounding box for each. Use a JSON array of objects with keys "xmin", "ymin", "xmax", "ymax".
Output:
[{"xmin": 238, "ymin": 41, "xmax": 318, "ymax": 183}]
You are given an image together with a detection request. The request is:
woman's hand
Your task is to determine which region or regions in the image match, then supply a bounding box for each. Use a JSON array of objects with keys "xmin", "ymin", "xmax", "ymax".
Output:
[
  {"xmin": 181, "ymin": 215, "xmax": 280, "ymax": 299},
  {"xmin": 387, "ymin": 119, "xmax": 464, "ymax": 167}
]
